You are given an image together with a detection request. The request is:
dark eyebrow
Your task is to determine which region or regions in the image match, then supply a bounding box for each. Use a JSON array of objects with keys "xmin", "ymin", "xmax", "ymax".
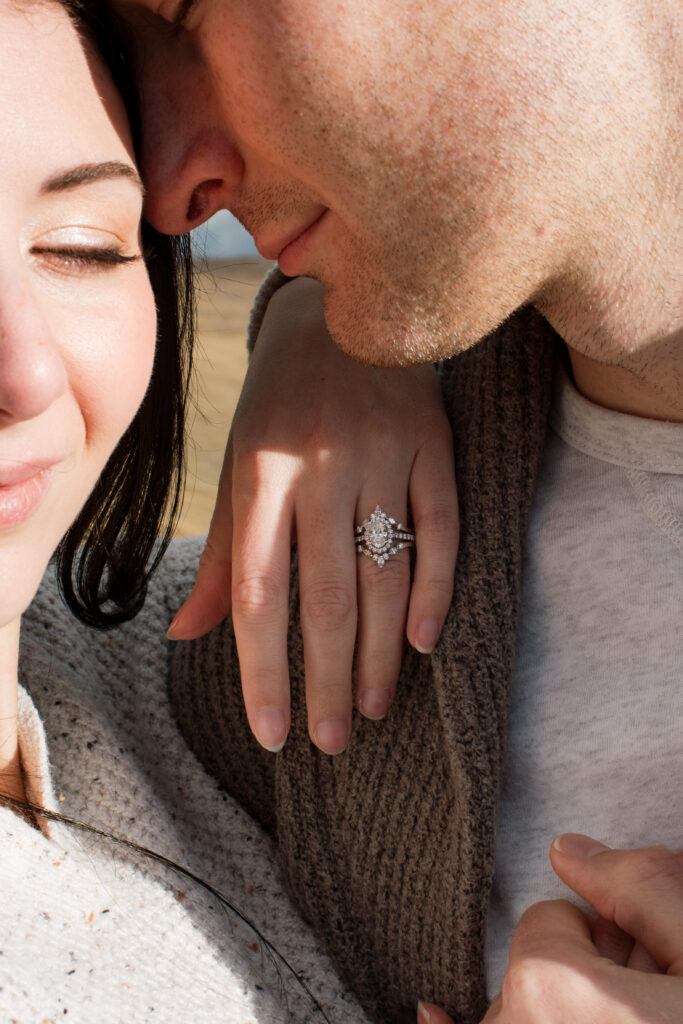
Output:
[{"xmin": 41, "ymin": 162, "xmax": 145, "ymax": 198}]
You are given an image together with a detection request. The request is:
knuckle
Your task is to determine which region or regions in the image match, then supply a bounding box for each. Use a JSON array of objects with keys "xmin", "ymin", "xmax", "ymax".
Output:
[
  {"xmin": 230, "ymin": 441, "xmax": 261, "ymax": 479},
  {"xmin": 515, "ymin": 899, "xmax": 556, "ymax": 937},
  {"xmin": 230, "ymin": 454, "xmax": 263, "ymax": 504},
  {"xmin": 198, "ymin": 537, "xmax": 231, "ymax": 572},
  {"xmin": 614, "ymin": 846, "xmax": 683, "ymax": 931},
  {"xmin": 502, "ymin": 958, "xmax": 575, "ymax": 1022},
  {"xmin": 502, "ymin": 957, "xmax": 553, "ymax": 1016},
  {"xmin": 361, "ymin": 557, "xmax": 409, "ymax": 598},
  {"xmin": 232, "ymin": 573, "xmax": 284, "ymax": 623},
  {"xmin": 503, "ymin": 956, "xmax": 539, "ymax": 996},
  {"xmin": 301, "ymin": 581, "xmax": 355, "ymax": 631},
  {"xmin": 232, "ymin": 445, "xmax": 290, "ymax": 495},
  {"xmin": 503, "ymin": 901, "xmax": 602, "ymax": 1019},
  {"xmin": 242, "ymin": 665, "xmax": 285, "ymax": 697},
  {"xmin": 415, "ymin": 574, "xmax": 453, "ymax": 605},
  {"xmin": 414, "ymin": 503, "xmax": 459, "ymax": 540},
  {"xmin": 307, "ymin": 676, "xmax": 351, "ymax": 705},
  {"xmin": 624, "ymin": 845, "xmax": 681, "ymax": 885}
]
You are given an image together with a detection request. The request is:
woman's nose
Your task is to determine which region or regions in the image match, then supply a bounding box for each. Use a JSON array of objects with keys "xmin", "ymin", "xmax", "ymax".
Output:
[{"xmin": 0, "ymin": 289, "xmax": 68, "ymax": 424}]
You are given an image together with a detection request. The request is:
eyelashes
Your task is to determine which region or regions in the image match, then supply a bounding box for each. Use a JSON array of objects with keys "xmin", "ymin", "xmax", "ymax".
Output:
[{"xmin": 30, "ymin": 246, "xmax": 143, "ymax": 274}]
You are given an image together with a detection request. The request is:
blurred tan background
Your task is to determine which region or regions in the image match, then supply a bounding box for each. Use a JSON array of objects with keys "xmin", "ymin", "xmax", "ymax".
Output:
[{"xmin": 175, "ymin": 258, "xmax": 274, "ymax": 538}]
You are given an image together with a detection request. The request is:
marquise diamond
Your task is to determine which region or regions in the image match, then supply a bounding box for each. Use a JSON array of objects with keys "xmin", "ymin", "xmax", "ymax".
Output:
[
  {"xmin": 366, "ymin": 519, "xmax": 390, "ymax": 551},
  {"xmin": 355, "ymin": 504, "xmax": 415, "ymax": 568}
]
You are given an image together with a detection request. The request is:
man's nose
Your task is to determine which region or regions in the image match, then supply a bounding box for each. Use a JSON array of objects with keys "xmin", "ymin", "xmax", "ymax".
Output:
[
  {"xmin": 138, "ymin": 72, "xmax": 245, "ymax": 236},
  {"xmin": 0, "ymin": 286, "xmax": 68, "ymax": 424}
]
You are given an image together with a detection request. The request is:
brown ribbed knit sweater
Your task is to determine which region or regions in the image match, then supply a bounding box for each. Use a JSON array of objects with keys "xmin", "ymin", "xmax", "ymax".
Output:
[{"xmin": 169, "ymin": 279, "xmax": 556, "ymax": 1024}]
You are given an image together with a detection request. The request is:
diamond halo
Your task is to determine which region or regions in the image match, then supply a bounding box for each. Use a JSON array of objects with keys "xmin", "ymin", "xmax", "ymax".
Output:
[{"xmin": 355, "ymin": 505, "xmax": 415, "ymax": 568}]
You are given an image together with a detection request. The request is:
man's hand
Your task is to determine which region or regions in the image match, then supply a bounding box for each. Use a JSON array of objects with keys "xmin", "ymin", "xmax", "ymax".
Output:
[
  {"xmin": 168, "ymin": 277, "xmax": 458, "ymax": 755},
  {"xmin": 418, "ymin": 834, "xmax": 683, "ymax": 1024}
]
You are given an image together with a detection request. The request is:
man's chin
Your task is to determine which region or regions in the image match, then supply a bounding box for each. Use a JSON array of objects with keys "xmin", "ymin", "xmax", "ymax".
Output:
[{"xmin": 321, "ymin": 283, "xmax": 493, "ymax": 368}]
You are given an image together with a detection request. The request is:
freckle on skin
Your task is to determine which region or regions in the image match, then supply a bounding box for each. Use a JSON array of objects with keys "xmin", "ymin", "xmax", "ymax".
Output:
[{"xmin": 535, "ymin": 223, "xmax": 546, "ymax": 237}]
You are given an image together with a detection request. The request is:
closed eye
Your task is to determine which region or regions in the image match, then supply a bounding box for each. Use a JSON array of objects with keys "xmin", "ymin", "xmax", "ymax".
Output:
[{"xmin": 31, "ymin": 246, "xmax": 142, "ymax": 273}]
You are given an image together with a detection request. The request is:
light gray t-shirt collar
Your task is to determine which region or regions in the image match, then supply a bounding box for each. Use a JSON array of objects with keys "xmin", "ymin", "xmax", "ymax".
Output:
[{"xmin": 550, "ymin": 361, "xmax": 683, "ymax": 475}]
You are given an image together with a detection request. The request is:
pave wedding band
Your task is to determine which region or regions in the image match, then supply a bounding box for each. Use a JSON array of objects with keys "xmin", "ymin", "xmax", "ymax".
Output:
[{"xmin": 355, "ymin": 505, "xmax": 415, "ymax": 567}]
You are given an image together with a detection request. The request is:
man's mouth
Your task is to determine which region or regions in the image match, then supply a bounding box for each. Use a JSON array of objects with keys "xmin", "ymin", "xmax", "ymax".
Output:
[{"xmin": 254, "ymin": 209, "xmax": 327, "ymax": 263}]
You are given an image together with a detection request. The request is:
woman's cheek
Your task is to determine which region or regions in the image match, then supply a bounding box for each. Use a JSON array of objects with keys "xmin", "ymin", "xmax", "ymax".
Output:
[
  {"xmin": 77, "ymin": 269, "xmax": 158, "ymax": 465},
  {"xmin": 123, "ymin": 271, "xmax": 158, "ymax": 417}
]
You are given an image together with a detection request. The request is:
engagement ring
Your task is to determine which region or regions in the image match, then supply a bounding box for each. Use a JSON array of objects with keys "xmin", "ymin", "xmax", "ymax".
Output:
[{"xmin": 355, "ymin": 505, "xmax": 415, "ymax": 568}]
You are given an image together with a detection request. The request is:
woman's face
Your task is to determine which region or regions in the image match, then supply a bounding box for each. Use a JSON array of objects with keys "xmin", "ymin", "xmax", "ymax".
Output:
[{"xmin": 0, "ymin": 3, "xmax": 157, "ymax": 628}]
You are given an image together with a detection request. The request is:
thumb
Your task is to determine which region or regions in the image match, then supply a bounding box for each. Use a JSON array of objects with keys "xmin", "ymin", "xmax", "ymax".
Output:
[
  {"xmin": 550, "ymin": 833, "xmax": 683, "ymax": 975},
  {"xmin": 168, "ymin": 439, "xmax": 235, "ymax": 640},
  {"xmin": 168, "ymin": 535, "xmax": 233, "ymax": 640}
]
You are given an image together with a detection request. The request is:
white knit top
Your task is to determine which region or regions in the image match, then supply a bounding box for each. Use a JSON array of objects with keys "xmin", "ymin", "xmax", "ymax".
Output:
[{"xmin": 7, "ymin": 538, "xmax": 366, "ymax": 1024}]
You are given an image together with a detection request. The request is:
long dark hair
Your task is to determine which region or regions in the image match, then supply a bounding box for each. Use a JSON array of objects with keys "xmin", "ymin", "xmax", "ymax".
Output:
[
  {"xmin": 55, "ymin": 0, "xmax": 195, "ymax": 628},
  {"xmin": 12, "ymin": 9, "xmax": 336, "ymax": 1019}
]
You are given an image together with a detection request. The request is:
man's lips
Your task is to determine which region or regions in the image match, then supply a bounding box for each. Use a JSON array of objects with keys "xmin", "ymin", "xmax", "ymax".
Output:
[{"xmin": 254, "ymin": 210, "xmax": 327, "ymax": 262}]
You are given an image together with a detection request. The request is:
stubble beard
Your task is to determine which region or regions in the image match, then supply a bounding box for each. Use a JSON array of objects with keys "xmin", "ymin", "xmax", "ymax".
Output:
[{"xmin": 316, "ymin": 214, "xmax": 556, "ymax": 369}]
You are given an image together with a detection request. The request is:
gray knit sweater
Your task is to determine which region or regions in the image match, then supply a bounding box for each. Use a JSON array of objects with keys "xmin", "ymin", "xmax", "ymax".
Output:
[
  {"xmin": 170, "ymin": 283, "xmax": 556, "ymax": 1024},
  {"xmin": 13, "ymin": 554, "xmax": 367, "ymax": 1023}
]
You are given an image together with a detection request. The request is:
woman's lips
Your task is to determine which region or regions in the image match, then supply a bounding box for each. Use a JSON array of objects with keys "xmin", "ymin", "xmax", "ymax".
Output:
[{"xmin": 0, "ymin": 467, "xmax": 53, "ymax": 528}]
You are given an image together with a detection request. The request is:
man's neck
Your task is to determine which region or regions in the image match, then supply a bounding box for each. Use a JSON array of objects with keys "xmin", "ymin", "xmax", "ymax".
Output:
[
  {"xmin": 540, "ymin": 228, "xmax": 683, "ymax": 420},
  {"xmin": 528, "ymin": 0, "xmax": 683, "ymax": 422},
  {"xmin": 568, "ymin": 333, "xmax": 683, "ymax": 423},
  {"xmin": 537, "ymin": 167, "xmax": 682, "ymax": 422}
]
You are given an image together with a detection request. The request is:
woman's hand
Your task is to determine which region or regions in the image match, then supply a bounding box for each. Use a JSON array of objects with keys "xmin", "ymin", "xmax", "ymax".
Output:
[
  {"xmin": 169, "ymin": 277, "xmax": 458, "ymax": 754},
  {"xmin": 418, "ymin": 836, "xmax": 683, "ymax": 1024}
]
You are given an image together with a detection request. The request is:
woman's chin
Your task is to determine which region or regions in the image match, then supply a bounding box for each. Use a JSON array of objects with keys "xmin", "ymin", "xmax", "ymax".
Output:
[{"xmin": 0, "ymin": 550, "xmax": 58, "ymax": 629}]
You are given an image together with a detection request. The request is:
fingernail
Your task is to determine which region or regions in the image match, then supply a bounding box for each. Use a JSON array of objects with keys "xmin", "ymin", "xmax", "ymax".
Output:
[
  {"xmin": 414, "ymin": 618, "xmax": 440, "ymax": 654},
  {"xmin": 417, "ymin": 1003, "xmax": 432, "ymax": 1024},
  {"xmin": 166, "ymin": 609, "xmax": 187, "ymax": 640},
  {"xmin": 254, "ymin": 708, "xmax": 287, "ymax": 753},
  {"xmin": 553, "ymin": 833, "xmax": 609, "ymax": 858},
  {"xmin": 314, "ymin": 718, "xmax": 349, "ymax": 755},
  {"xmin": 358, "ymin": 688, "xmax": 392, "ymax": 720}
]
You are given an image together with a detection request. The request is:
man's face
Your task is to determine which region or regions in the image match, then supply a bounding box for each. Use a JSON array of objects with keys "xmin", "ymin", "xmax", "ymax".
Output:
[{"xmin": 110, "ymin": 0, "xmax": 606, "ymax": 365}]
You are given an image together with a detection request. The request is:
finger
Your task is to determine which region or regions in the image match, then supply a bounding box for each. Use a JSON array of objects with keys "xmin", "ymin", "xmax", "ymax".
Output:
[
  {"xmin": 504, "ymin": 899, "xmax": 682, "ymax": 1019},
  {"xmin": 405, "ymin": 434, "xmax": 458, "ymax": 655},
  {"xmin": 230, "ymin": 450, "xmax": 296, "ymax": 752},
  {"xmin": 508, "ymin": 897, "xmax": 597, "ymax": 966},
  {"xmin": 296, "ymin": 487, "xmax": 358, "ymax": 754},
  {"xmin": 355, "ymin": 498, "xmax": 411, "ymax": 721},
  {"xmin": 596, "ymin": 852, "xmax": 683, "ymax": 971},
  {"xmin": 503, "ymin": 899, "xmax": 607, "ymax": 1016},
  {"xmin": 551, "ymin": 833, "xmax": 683, "ymax": 974},
  {"xmin": 591, "ymin": 915, "xmax": 634, "ymax": 966},
  {"xmin": 627, "ymin": 940, "xmax": 662, "ymax": 974},
  {"xmin": 481, "ymin": 993, "xmax": 503, "ymax": 1021},
  {"xmin": 168, "ymin": 436, "xmax": 235, "ymax": 640},
  {"xmin": 417, "ymin": 1002, "xmax": 456, "ymax": 1024}
]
